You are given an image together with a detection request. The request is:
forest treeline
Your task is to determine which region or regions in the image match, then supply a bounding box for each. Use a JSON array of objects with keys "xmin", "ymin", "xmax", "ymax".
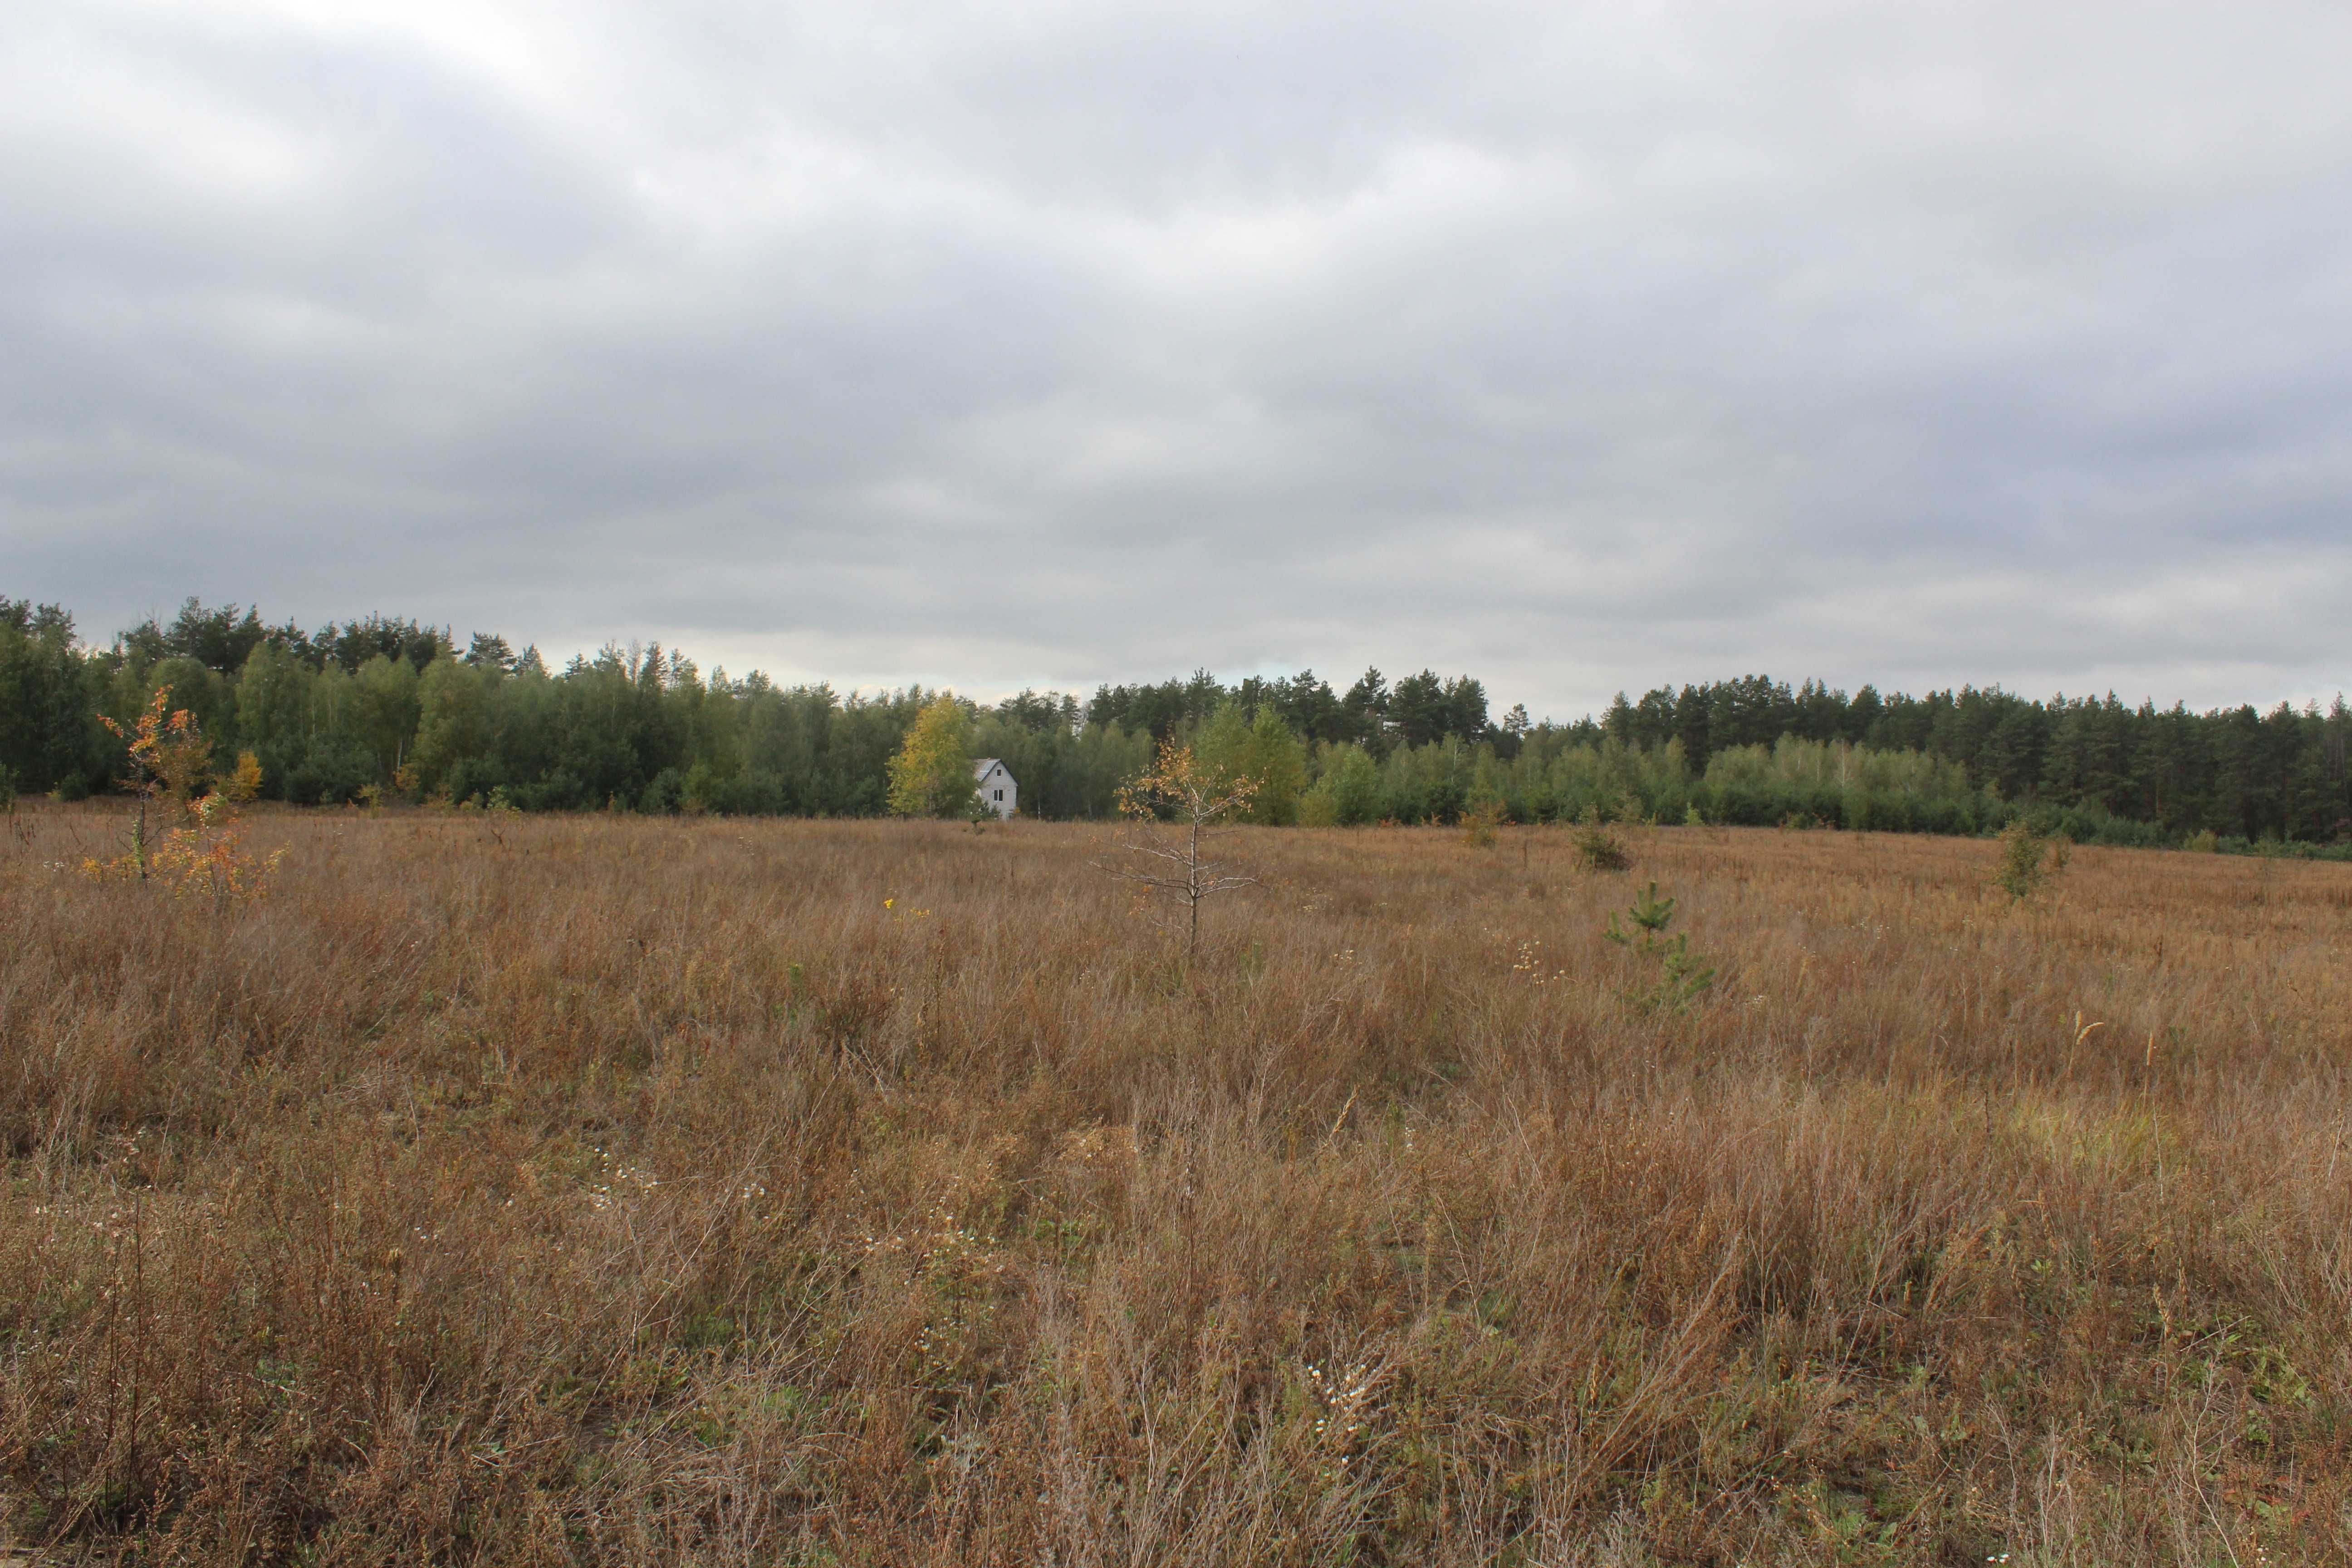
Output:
[{"xmin": 3, "ymin": 597, "xmax": 2348, "ymax": 849}]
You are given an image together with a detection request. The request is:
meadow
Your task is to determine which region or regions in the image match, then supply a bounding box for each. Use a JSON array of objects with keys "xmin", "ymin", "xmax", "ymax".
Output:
[{"xmin": 4, "ymin": 804, "xmax": 2351, "ymax": 1565}]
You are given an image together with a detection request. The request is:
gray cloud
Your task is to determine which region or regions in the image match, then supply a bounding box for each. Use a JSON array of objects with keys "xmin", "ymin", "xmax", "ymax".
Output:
[{"xmin": 3, "ymin": 0, "xmax": 2348, "ymax": 717}]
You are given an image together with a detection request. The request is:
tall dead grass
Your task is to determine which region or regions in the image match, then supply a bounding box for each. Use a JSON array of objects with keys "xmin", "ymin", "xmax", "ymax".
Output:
[{"xmin": 3, "ymin": 805, "xmax": 2351, "ymax": 1564}]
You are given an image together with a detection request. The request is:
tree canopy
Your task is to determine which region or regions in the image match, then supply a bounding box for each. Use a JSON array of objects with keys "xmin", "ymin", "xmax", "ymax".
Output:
[
  {"xmin": 1, "ymin": 597, "xmax": 2345, "ymax": 851},
  {"xmin": 887, "ymin": 696, "xmax": 978, "ymax": 818}
]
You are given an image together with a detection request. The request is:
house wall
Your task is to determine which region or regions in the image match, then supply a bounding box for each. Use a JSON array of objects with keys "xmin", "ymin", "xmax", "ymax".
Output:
[{"xmin": 978, "ymin": 763, "xmax": 1017, "ymax": 819}]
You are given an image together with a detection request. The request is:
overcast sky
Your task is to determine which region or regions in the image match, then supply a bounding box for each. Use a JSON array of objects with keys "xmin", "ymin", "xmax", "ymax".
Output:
[{"xmin": 4, "ymin": 1, "xmax": 2348, "ymax": 720}]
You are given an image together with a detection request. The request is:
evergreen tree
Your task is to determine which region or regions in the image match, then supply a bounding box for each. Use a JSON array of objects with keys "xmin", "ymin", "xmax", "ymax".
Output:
[
  {"xmin": 1341, "ymin": 669, "xmax": 1389, "ymax": 748},
  {"xmin": 0, "ymin": 601, "xmax": 102, "ymax": 793}
]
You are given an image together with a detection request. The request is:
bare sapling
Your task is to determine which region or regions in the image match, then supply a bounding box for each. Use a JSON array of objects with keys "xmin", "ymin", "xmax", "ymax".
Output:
[{"xmin": 1103, "ymin": 739, "xmax": 1260, "ymax": 957}]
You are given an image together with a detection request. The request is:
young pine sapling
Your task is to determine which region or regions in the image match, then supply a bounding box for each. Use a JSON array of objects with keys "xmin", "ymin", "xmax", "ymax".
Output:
[{"xmin": 1603, "ymin": 881, "xmax": 1715, "ymax": 1010}]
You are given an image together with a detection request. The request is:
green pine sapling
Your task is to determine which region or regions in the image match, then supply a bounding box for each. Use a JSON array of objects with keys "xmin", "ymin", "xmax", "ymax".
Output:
[{"xmin": 1603, "ymin": 881, "xmax": 1715, "ymax": 1010}]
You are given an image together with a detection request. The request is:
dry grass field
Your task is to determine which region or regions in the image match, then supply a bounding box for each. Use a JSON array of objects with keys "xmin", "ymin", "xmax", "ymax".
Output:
[{"xmin": 5, "ymin": 804, "xmax": 2352, "ymax": 1565}]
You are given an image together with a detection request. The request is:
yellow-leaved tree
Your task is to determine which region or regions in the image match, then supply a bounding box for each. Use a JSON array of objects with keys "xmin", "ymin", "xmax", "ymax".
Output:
[
  {"xmin": 887, "ymin": 696, "xmax": 978, "ymax": 818},
  {"xmin": 87, "ymin": 686, "xmax": 281, "ymax": 902},
  {"xmin": 224, "ymin": 750, "xmax": 265, "ymax": 804}
]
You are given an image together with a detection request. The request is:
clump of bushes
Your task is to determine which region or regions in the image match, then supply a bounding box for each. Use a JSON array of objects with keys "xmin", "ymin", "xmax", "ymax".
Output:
[
  {"xmin": 1993, "ymin": 819, "xmax": 2070, "ymax": 902},
  {"xmin": 1573, "ymin": 804, "xmax": 1628, "ymax": 872}
]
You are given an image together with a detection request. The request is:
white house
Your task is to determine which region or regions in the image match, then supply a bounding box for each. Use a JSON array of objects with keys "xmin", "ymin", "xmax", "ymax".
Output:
[{"xmin": 972, "ymin": 757, "xmax": 1017, "ymax": 819}]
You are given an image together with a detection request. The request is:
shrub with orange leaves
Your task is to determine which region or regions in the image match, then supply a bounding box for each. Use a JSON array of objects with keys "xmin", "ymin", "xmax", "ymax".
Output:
[
  {"xmin": 144, "ymin": 796, "xmax": 282, "ymax": 904},
  {"xmin": 100, "ymin": 684, "xmax": 211, "ymax": 804},
  {"xmin": 83, "ymin": 686, "xmax": 281, "ymax": 902}
]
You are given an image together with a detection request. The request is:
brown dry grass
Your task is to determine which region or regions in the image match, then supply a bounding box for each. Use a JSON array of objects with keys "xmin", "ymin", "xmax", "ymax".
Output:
[{"xmin": 4, "ymin": 804, "xmax": 2352, "ymax": 1565}]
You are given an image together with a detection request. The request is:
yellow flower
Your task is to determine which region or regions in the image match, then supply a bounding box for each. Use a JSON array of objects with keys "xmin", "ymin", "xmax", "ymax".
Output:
[{"xmin": 884, "ymin": 897, "xmax": 895, "ymax": 910}]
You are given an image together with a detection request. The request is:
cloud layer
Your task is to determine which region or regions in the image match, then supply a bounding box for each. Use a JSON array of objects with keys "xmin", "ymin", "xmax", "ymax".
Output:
[{"xmin": 5, "ymin": 0, "xmax": 2349, "ymax": 716}]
